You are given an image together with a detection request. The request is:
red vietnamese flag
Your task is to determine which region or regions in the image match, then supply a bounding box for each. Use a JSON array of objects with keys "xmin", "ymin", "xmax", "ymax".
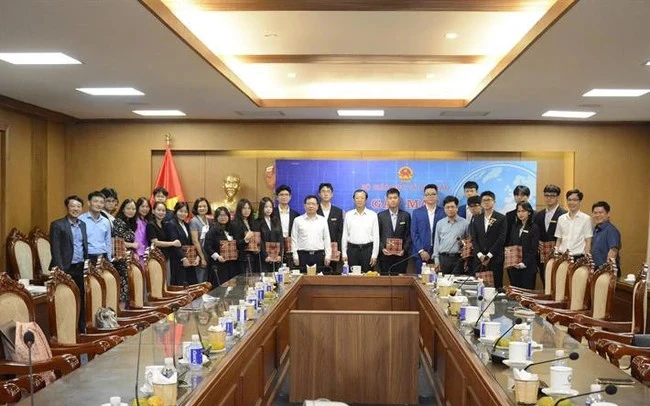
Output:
[{"xmin": 152, "ymin": 145, "xmax": 185, "ymax": 210}]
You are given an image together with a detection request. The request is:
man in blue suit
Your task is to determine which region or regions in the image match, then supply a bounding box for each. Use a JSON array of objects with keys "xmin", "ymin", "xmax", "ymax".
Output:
[{"xmin": 411, "ymin": 184, "xmax": 445, "ymax": 272}]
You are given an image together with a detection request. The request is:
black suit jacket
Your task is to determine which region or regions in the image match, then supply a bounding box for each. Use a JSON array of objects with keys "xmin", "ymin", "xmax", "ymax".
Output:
[
  {"xmin": 508, "ymin": 222, "xmax": 541, "ymax": 270},
  {"xmin": 164, "ymin": 218, "xmax": 194, "ymax": 263},
  {"xmin": 204, "ymin": 225, "xmax": 236, "ymax": 266},
  {"xmin": 256, "ymin": 217, "xmax": 285, "ymax": 261},
  {"xmin": 533, "ymin": 207, "xmax": 567, "ymax": 242},
  {"xmin": 49, "ymin": 216, "xmax": 88, "ymax": 271},
  {"xmin": 377, "ymin": 209, "xmax": 412, "ymax": 255},
  {"xmin": 506, "ymin": 209, "xmax": 537, "ymax": 244},
  {"xmin": 317, "ymin": 205, "xmax": 344, "ymax": 247},
  {"xmin": 470, "ymin": 211, "xmax": 507, "ymax": 259},
  {"xmin": 272, "ymin": 207, "xmax": 300, "ymax": 236}
]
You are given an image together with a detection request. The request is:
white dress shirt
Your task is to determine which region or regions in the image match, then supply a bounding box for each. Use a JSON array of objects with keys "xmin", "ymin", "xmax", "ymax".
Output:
[
  {"xmin": 554, "ymin": 211, "xmax": 593, "ymax": 255},
  {"xmin": 341, "ymin": 208, "xmax": 380, "ymax": 259},
  {"xmin": 545, "ymin": 205, "xmax": 559, "ymax": 232},
  {"xmin": 291, "ymin": 214, "xmax": 332, "ymax": 261},
  {"xmin": 278, "ymin": 206, "xmax": 291, "ymax": 237},
  {"xmin": 320, "ymin": 203, "xmax": 331, "ymax": 220}
]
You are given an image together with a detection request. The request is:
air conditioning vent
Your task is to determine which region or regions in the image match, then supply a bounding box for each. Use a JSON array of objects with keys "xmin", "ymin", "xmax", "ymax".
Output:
[
  {"xmin": 440, "ymin": 110, "xmax": 489, "ymax": 117},
  {"xmin": 235, "ymin": 110, "xmax": 285, "ymax": 117}
]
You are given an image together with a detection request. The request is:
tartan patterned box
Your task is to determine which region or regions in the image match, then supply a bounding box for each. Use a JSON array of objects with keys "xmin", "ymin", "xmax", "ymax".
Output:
[
  {"xmin": 460, "ymin": 237, "xmax": 473, "ymax": 259},
  {"xmin": 245, "ymin": 231, "xmax": 261, "ymax": 253},
  {"xmin": 182, "ymin": 245, "xmax": 197, "ymax": 263},
  {"xmin": 330, "ymin": 242, "xmax": 341, "ymax": 261},
  {"xmin": 283, "ymin": 237, "xmax": 292, "ymax": 255},
  {"xmin": 385, "ymin": 238, "xmax": 403, "ymax": 255},
  {"xmin": 113, "ymin": 237, "xmax": 127, "ymax": 261},
  {"xmin": 219, "ymin": 240, "xmax": 238, "ymax": 261},
  {"xmin": 265, "ymin": 242, "xmax": 281, "ymax": 262},
  {"xmin": 504, "ymin": 245, "xmax": 523, "ymax": 268},
  {"xmin": 538, "ymin": 241, "xmax": 555, "ymax": 264},
  {"xmin": 476, "ymin": 265, "xmax": 494, "ymax": 287}
]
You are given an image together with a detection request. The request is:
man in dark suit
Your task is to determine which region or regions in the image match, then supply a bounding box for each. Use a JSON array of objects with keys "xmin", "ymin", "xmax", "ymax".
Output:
[
  {"xmin": 469, "ymin": 191, "xmax": 507, "ymax": 288},
  {"xmin": 273, "ymin": 185, "xmax": 300, "ymax": 266},
  {"xmin": 533, "ymin": 184, "xmax": 566, "ymax": 286},
  {"xmin": 505, "ymin": 185, "xmax": 533, "ymax": 240},
  {"xmin": 317, "ymin": 183, "xmax": 344, "ymax": 273},
  {"xmin": 49, "ymin": 195, "xmax": 89, "ymax": 333},
  {"xmin": 411, "ymin": 184, "xmax": 445, "ymax": 272},
  {"xmin": 458, "ymin": 181, "xmax": 479, "ymax": 220},
  {"xmin": 378, "ymin": 188, "xmax": 412, "ymax": 275}
]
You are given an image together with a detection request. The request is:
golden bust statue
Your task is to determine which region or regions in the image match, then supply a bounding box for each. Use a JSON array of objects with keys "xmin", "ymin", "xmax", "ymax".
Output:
[{"xmin": 211, "ymin": 174, "xmax": 241, "ymax": 214}]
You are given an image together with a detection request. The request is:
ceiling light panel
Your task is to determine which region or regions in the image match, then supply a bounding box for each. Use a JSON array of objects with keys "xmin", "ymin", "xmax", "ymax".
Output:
[
  {"xmin": 583, "ymin": 88, "xmax": 650, "ymax": 97},
  {"xmin": 0, "ymin": 52, "xmax": 81, "ymax": 65},
  {"xmin": 132, "ymin": 110, "xmax": 186, "ymax": 117},
  {"xmin": 77, "ymin": 87, "xmax": 144, "ymax": 96},
  {"xmin": 542, "ymin": 110, "xmax": 596, "ymax": 119},
  {"xmin": 337, "ymin": 110, "xmax": 385, "ymax": 117}
]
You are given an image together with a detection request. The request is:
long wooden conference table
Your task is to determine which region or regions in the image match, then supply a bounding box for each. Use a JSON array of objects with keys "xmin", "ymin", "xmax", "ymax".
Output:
[{"xmin": 18, "ymin": 274, "xmax": 650, "ymax": 405}]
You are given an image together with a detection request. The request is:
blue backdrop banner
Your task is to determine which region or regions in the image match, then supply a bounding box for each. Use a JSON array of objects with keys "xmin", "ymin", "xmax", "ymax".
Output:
[{"xmin": 275, "ymin": 160, "xmax": 537, "ymax": 214}]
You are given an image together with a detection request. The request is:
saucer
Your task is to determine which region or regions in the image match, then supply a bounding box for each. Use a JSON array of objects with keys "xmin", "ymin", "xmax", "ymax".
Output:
[
  {"xmin": 503, "ymin": 359, "xmax": 532, "ymax": 369},
  {"xmin": 541, "ymin": 388, "xmax": 579, "ymax": 397},
  {"xmin": 101, "ymin": 403, "xmax": 128, "ymax": 406},
  {"xmin": 478, "ymin": 336, "xmax": 499, "ymax": 344}
]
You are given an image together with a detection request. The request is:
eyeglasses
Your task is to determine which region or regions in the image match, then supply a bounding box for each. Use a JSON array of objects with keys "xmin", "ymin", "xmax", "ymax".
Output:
[
  {"xmin": 424, "ymin": 193, "xmax": 437, "ymax": 197},
  {"xmin": 481, "ymin": 197, "xmax": 494, "ymax": 202},
  {"xmin": 567, "ymin": 198, "xmax": 581, "ymax": 202},
  {"xmin": 543, "ymin": 194, "xmax": 558, "ymax": 198}
]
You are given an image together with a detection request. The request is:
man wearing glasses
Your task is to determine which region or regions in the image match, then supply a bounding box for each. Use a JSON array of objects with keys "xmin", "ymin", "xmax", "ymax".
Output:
[
  {"xmin": 411, "ymin": 184, "xmax": 445, "ymax": 272},
  {"xmin": 469, "ymin": 191, "xmax": 507, "ymax": 288},
  {"xmin": 533, "ymin": 184, "xmax": 566, "ymax": 286},
  {"xmin": 554, "ymin": 189, "xmax": 592, "ymax": 259}
]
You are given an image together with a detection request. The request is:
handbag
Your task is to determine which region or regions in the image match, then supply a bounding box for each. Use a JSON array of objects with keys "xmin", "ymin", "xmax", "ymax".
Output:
[
  {"xmin": 95, "ymin": 307, "xmax": 120, "ymax": 329},
  {"xmin": 475, "ymin": 264, "xmax": 494, "ymax": 287},
  {"xmin": 504, "ymin": 245, "xmax": 523, "ymax": 268}
]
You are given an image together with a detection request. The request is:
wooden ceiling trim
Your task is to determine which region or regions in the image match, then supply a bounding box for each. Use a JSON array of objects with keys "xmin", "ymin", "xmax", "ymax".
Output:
[
  {"xmin": 259, "ymin": 99, "xmax": 468, "ymax": 108},
  {"xmin": 236, "ymin": 55, "xmax": 488, "ymax": 65},
  {"xmin": 466, "ymin": 0, "xmax": 578, "ymax": 106},
  {"xmin": 169, "ymin": 0, "xmax": 556, "ymax": 12}
]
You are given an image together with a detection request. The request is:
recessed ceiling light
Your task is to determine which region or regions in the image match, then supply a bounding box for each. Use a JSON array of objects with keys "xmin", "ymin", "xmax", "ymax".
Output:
[
  {"xmin": 76, "ymin": 87, "xmax": 144, "ymax": 96},
  {"xmin": 583, "ymin": 88, "xmax": 650, "ymax": 97},
  {"xmin": 0, "ymin": 52, "xmax": 82, "ymax": 65},
  {"xmin": 337, "ymin": 110, "xmax": 385, "ymax": 117},
  {"xmin": 287, "ymin": 72, "xmax": 297, "ymax": 79},
  {"xmin": 644, "ymin": 60, "xmax": 650, "ymax": 66},
  {"xmin": 542, "ymin": 110, "xmax": 595, "ymax": 119},
  {"xmin": 445, "ymin": 32, "xmax": 458, "ymax": 40},
  {"xmin": 132, "ymin": 110, "xmax": 186, "ymax": 117}
]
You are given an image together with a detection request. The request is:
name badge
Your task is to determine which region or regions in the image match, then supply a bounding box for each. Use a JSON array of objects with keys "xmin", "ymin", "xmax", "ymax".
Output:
[
  {"xmin": 399, "ymin": 221, "xmax": 406, "ymax": 225},
  {"xmin": 550, "ymin": 220, "xmax": 557, "ymax": 223},
  {"xmin": 523, "ymin": 230, "xmax": 529, "ymax": 234},
  {"xmin": 330, "ymin": 218, "xmax": 337, "ymax": 221}
]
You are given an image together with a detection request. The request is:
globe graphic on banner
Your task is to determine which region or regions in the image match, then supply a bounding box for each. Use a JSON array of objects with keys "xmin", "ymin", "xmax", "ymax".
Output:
[{"xmin": 453, "ymin": 163, "xmax": 537, "ymax": 213}]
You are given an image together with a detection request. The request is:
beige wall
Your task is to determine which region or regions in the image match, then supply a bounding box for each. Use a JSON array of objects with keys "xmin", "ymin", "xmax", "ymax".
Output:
[
  {"xmin": 64, "ymin": 121, "xmax": 650, "ymax": 275},
  {"xmin": 0, "ymin": 107, "xmax": 66, "ymax": 270}
]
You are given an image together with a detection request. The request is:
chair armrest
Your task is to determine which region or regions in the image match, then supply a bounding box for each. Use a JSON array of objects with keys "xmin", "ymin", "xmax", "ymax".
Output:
[
  {"xmin": 129, "ymin": 303, "xmax": 174, "ymax": 315},
  {"xmin": 586, "ymin": 329, "xmax": 633, "ymax": 354},
  {"xmin": 568, "ymin": 322, "xmax": 590, "ymax": 343},
  {"xmin": 118, "ymin": 313, "xmax": 164, "ymax": 324},
  {"xmin": 50, "ymin": 339, "xmax": 112, "ymax": 356},
  {"xmin": 531, "ymin": 302, "xmax": 568, "ymax": 315},
  {"xmin": 574, "ymin": 315, "xmax": 631, "ymax": 332},
  {"xmin": 2, "ymin": 375, "xmax": 46, "ymax": 397},
  {"xmin": 85, "ymin": 324, "xmax": 140, "ymax": 336},
  {"xmin": 631, "ymin": 355, "xmax": 650, "ymax": 382},
  {"xmin": 547, "ymin": 311, "xmax": 580, "ymax": 326},
  {"xmin": 606, "ymin": 342, "xmax": 650, "ymax": 368},
  {"xmin": 0, "ymin": 354, "xmax": 80, "ymax": 376},
  {"xmin": 146, "ymin": 296, "xmax": 190, "ymax": 307},
  {"xmin": 77, "ymin": 332, "xmax": 124, "ymax": 346}
]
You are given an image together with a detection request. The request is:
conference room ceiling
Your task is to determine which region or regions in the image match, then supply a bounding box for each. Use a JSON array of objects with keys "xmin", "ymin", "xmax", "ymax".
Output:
[{"xmin": 0, "ymin": 0, "xmax": 649, "ymax": 121}]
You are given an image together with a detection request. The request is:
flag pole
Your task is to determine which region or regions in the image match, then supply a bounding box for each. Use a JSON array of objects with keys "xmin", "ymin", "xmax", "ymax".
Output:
[{"xmin": 164, "ymin": 133, "xmax": 172, "ymax": 147}]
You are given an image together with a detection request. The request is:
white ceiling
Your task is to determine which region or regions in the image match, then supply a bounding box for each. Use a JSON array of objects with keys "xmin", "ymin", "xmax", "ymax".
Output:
[{"xmin": 0, "ymin": 0, "xmax": 649, "ymax": 121}]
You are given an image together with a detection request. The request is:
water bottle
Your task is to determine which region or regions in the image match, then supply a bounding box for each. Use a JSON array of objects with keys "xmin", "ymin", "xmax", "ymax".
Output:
[
  {"xmin": 552, "ymin": 349, "xmax": 567, "ymax": 367},
  {"xmin": 521, "ymin": 329, "xmax": 532, "ymax": 361},
  {"xmin": 341, "ymin": 260, "xmax": 349, "ymax": 275},
  {"xmin": 585, "ymin": 384, "xmax": 603, "ymax": 405},
  {"xmin": 188, "ymin": 334, "xmax": 203, "ymax": 371},
  {"xmin": 477, "ymin": 278, "xmax": 485, "ymax": 298}
]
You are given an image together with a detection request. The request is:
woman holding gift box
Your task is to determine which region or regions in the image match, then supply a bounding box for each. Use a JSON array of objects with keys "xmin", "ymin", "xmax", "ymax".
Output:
[
  {"xmin": 232, "ymin": 199, "xmax": 261, "ymax": 275},
  {"xmin": 256, "ymin": 197, "xmax": 285, "ymax": 273},
  {"xmin": 165, "ymin": 202, "xmax": 200, "ymax": 286},
  {"xmin": 113, "ymin": 198, "xmax": 139, "ymax": 306},
  {"xmin": 506, "ymin": 201, "xmax": 540, "ymax": 289},
  {"xmin": 205, "ymin": 206, "xmax": 240, "ymax": 284}
]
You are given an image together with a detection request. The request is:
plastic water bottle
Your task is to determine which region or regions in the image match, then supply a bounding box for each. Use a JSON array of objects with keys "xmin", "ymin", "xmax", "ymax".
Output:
[
  {"xmin": 188, "ymin": 334, "xmax": 203, "ymax": 371},
  {"xmin": 585, "ymin": 384, "xmax": 603, "ymax": 405},
  {"xmin": 477, "ymin": 278, "xmax": 485, "ymax": 298},
  {"xmin": 522, "ymin": 329, "xmax": 532, "ymax": 361},
  {"xmin": 552, "ymin": 349, "xmax": 567, "ymax": 367},
  {"xmin": 341, "ymin": 260, "xmax": 349, "ymax": 275}
]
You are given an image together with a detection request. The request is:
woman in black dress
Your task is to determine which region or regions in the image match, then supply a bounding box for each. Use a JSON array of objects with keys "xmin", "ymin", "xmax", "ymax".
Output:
[
  {"xmin": 164, "ymin": 202, "xmax": 199, "ymax": 286},
  {"xmin": 146, "ymin": 201, "xmax": 181, "ymax": 259},
  {"xmin": 205, "ymin": 206, "xmax": 239, "ymax": 285},
  {"xmin": 507, "ymin": 201, "xmax": 540, "ymax": 289},
  {"xmin": 256, "ymin": 197, "xmax": 284, "ymax": 273},
  {"xmin": 232, "ymin": 199, "xmax": 261, "ymax": 275}
]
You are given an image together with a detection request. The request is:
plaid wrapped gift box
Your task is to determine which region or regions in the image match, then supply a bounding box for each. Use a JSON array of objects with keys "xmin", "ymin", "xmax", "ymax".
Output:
[
  {"xmin": 476, "ymin": 265, "xmax": 494, "ymax": 287},
  {"xmin": 219, "ymin": 240, "xmax": 238, "ymax": 261},
  {"xmin": 283, "ymin": 237, "xmax": 292, "ymax": 255},
  {"xmin": 182, "ymin": 245, "xmax": 197, "ymax": 263},
  {"xmin": 245, "ymin": 231, "xmax": 261, "ymax": 253},
  {"xmin": 113, "ymin": 237, "xmax": 127, "ymax": 261},
  {"xmin": 504, "ymin": 245, "xmax": 523, "ymax": 269},
  {"xmin": 330, "ymin": 242, "xmax": 341, "ymax": 261},
  {"xmin": 460, "ymin": 237, "xmax": 473, "ymax": 259},
  {"xmin": 538, "ymin": 241, "xmax": 555, "ymax": 264},
  {"xmin": 265, "ymin": 242, "xmax": 281, "ymax": 262},
  {"xmin": 385, "ymin": 238, "xmax": 403, "ymax": 255}
]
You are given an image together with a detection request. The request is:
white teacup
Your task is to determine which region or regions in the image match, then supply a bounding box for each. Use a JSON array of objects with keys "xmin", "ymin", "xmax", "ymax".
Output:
[
  {"xmin": 351, "ymin": 265, "xmax": 362, "ymax": 274},
  {"xmin": 291, "ymin": 269, "xmax": 301, "ymax": 275},
  {"xmin": 449, "ymin": 296, "xmax": 467, "ymax": 316},
  {"xmin": 143, "ymin": 365, "xmax": 164, "ymax": 394},
  {"xmin": 625, "ymin": 274, "xmax": 636, "ymax": 282},
  {"xmin": 19, "ymin": 278, "xmax": 30, "ymax": 287},
  {"xmin": 480, "ymin": 321, "xmax": 501, "ymax": 339},
  {"xmin": 549, "ymin": 366, "xmax": 573, "ymax": 391},
  {"xmin": 483, "ymin": 287, "xmax": 496, "ymax": 300},
  {"xmin": 508, "ymin": 341, "xmax": 528, "ymax": 362},
  {"xmin": 462, "ymin": 306, "xmax": 480, "ymax": 323}
]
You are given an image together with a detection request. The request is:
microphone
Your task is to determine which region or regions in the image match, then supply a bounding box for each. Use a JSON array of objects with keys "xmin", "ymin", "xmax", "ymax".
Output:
[
  {"xmin": 23, "ymin": 330, "xmax": 35, "ymax": 406},
  {"xmin": 193, "ymin": 304, "xmax": 211, "ymax": 357},
  {"xmin": 472, "ymin": 288, "xmax": 505, "ymax": 337},
  {"xmin": 169, "ymin": 303, "xmax": 180, "ymax": 369},
  {"xmin": 134, "ymin": 322, "xmax": 146, "ymax": 406},
  {"xmin": 523, "ymin": 351, "xmax": 579, "ymax": 371},
  {"xmin": 553, "ymin": 384, "xmax": 617, "ymax": 406},
  {"xmin": 388, "ymin": 252, "xmax": 419, "ymax": 275},
  {"xmin": 490, "ymin": 318, "xmax": 522, "ymax": 364}
]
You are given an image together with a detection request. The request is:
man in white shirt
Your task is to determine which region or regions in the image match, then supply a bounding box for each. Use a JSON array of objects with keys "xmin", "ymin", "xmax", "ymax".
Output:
[
  {"xmin": 291, "ymin": 195, "xmax": 331, "ymax": 270},
  {"xmin": 342, "ymin": 189, "xmax": 380, "ymax": 272},
  {"xmin": 555, "ymin": 189, "xmax": 593, "ymax": 257}
]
